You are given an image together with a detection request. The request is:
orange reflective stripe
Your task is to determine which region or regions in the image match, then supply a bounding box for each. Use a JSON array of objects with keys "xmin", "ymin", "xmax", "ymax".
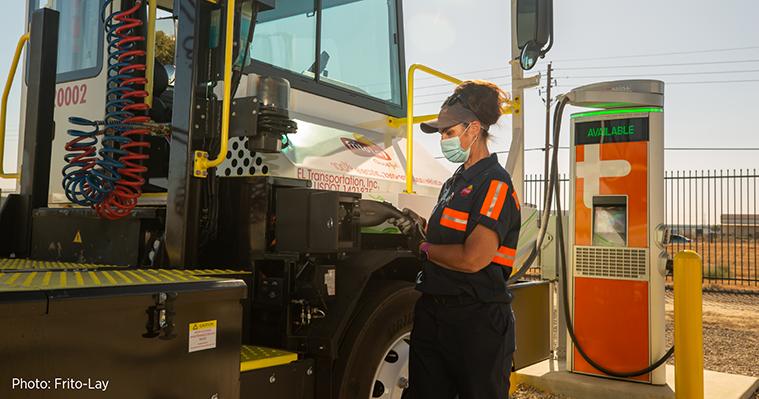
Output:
[
  {"xmin": 497, "ymin": 246, "xmax": 516, "ymax": 257},
  {"xmin": 492, "ymin": 246, "xmax": 516, "ymax": 266},
  {"xmin": 512, "ymin": 190, "xmax": 520, "ymax": 211},
  {"xmin": 480, "ymin": 180, "xmax": 508, "ymax": 219},
  {"xmin": 441, "ymin": 207, "xmax": 468, "ymax": 231}
]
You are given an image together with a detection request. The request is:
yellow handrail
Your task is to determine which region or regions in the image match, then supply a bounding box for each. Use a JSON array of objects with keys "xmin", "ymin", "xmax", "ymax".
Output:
[
  {"xmin": 386, "ymin": 114, "xmax": 437, "ymax": 129},
  {"xmin": 389, "ymin": 99, "xmax": 518, "ymax": 129},
  {"xmin": 194, "ymin": 0, "xmax": 235, "ymax": 177},
  {"xmin": 144, "ymin": 0, "xmax": 158, "ymax": 108},
  {"xmin": 399, "ymin": 64, "xmax": 520, "ymax": 193},
  {"xmin": 404, "ymin": 64, "xmax": 461, "ymax": 194},
  {"xmin": 0, "ymin": 33, "xmax": 29, "ymax": 180}
]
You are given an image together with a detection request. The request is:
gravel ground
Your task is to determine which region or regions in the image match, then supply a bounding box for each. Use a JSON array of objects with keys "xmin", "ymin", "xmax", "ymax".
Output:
[{"xmin": 509, "ymin": 287, "xmax": 759, "ymax": 399}]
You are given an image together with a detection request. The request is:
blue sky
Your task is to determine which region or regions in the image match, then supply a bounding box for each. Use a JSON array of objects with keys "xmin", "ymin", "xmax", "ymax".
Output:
[{"xmin": 1, "ymin": 0, "xmax": 757, "ymax": 191}]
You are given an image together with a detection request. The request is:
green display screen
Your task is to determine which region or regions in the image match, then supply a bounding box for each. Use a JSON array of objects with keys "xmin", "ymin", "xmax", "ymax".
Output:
[{"xmin": 575, "ymin": 117, "xmax": 649, "ymax": 146}]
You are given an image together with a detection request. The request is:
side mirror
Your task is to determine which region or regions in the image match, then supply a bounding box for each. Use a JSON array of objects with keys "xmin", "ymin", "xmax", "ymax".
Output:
[
  {"xmin": 164, "ymin": 65, "xmax": 176, "ymax": 86},
  {"xmin": 516, "ymin": 0, "xmax": 553, "ymax": 70},
  {"xmin": 519, "ymin": 41, "xmax": 539, "ymax": 70}
]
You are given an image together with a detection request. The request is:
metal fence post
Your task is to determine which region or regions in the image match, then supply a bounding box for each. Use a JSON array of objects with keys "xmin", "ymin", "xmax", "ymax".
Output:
[{"xmin": 674, "ymin": 250, "xmax": 704, "ymax": 399}]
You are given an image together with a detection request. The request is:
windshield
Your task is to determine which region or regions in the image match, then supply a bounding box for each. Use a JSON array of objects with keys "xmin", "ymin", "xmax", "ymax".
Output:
[{"xmin": 246, "ymin": 0, "xmax": 404, "ymax": 109}]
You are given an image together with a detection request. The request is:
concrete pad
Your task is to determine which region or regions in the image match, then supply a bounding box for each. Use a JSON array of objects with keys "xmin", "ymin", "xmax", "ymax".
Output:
[{"xmin": 515, "ymin": 360, "xmax": 759, "ymax": 399}]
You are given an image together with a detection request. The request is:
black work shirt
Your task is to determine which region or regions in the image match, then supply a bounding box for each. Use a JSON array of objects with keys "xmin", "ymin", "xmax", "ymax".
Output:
[{"xmin": 417, "ymin": 153, "xmax": 521, "ymax": 303}]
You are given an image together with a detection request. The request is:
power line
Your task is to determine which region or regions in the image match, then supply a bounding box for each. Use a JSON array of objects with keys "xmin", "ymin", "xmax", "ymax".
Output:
[
  {"xmin": 415, "ymin": 62, "xmax": 759, "ymax": 92},
  {"xmin": 412, "ymin": 46, "xmax": 759, "ymax": 86},
  {"xmin": 553, "ymin": 69, "xmax": 759, "ymax": 80},
  {"xmin": 551, "ymin": 46, "xmax": 759, "ymax": 63},
  {"xmin": 414, "ymin": 74, "xmax": 513, "ymax": 91},
  {"xmin": 554, "ymin": 59, "xmax": 759, "ymax": 71},
  {"xmin": 668, "ymin": 79, "xmax": 759, "ymax": 85},
  {"xmin": 554, "ymin": 79, "xmax": 759, "ymax": 88}
]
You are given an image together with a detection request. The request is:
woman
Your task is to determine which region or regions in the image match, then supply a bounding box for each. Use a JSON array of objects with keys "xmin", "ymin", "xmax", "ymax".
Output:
[{"xmin": 391, "ymin": 80, "xmax": 521, "ymax": 399}]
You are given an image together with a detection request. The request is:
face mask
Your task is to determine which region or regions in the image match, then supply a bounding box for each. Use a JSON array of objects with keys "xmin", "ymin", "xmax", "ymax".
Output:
[{"xmin": 440, "ymin": 124, "xmax": 477, "ymax": 163}]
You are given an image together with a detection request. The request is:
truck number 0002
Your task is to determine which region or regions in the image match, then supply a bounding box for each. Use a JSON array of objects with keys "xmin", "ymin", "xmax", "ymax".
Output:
[{"xmin": 54, "ymin": 84, "xmax": 88, "ymax": 108}]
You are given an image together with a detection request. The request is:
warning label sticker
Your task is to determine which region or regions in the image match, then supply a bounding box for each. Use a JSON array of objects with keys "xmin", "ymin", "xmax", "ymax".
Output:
[{"xmin": 189, "ymin": 320, "xmax": 217, "ymax": 353}]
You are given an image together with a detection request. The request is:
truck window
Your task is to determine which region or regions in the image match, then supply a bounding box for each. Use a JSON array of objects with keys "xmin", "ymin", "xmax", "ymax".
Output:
[
  {"xmin": 248, "ymin": 0, "xmax": 317, "ymax": 78},
  {"xmin": 248, "ymin": 0, "xmax": 403, "ymax": 108},
  {"xmin": 28, "ymin": 0, "xmax": 104, "ymax": 83}
]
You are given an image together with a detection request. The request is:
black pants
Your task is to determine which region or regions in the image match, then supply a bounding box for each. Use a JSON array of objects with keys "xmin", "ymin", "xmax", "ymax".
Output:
[{"xmin": 407, "ymin": 294, "xmax": 516, "ymax": 399}]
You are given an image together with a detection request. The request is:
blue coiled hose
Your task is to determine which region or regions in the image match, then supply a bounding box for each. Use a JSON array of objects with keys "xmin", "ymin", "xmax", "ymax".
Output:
[{"xmin": 62, "ymin": 0, "xmax": 149, "ymax": 218}]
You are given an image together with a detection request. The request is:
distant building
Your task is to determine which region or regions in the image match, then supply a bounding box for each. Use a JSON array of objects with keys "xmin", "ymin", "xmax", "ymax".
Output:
[
  {"xmin": 721, "ymin": 214, "xmax": 759, "ymax": 237},
  {"xmin": 669, "ymin": 224, "xmax": 713, "ymax": 238}
]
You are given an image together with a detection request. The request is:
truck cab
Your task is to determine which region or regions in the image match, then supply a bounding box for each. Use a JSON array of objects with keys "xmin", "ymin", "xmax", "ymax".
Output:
[
  {"xmin": 1, "ymin": 1, "xmax": 447, "ymax": 398},
  {"xmin": 0, "ymin": 1, "xmax": 549, "ymax": 398}
]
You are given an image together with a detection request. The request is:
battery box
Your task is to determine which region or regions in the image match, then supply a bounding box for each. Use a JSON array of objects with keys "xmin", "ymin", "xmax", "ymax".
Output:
[{"xmin": 0, "ymin": 266, "xmax": 246, "ymax": 398}]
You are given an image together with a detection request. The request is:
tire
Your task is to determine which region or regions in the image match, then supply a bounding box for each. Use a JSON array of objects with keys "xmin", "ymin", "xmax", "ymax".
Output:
[{"xmin": 333, "ymin": 280, "xmax": 420, "ymax": 399}]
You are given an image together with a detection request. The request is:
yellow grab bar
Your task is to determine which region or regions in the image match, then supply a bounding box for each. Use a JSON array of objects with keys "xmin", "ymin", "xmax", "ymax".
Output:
[
  {"xmin": 194, "ymin": 0, "xmax": 235, "ymax": 177},
  {"xmin": 0, "ymin": 33, "xmax": 29, "ymax": 180},
  {"xmin": 144, "ymin": 0, "xmax": 158, "ymax": 108},
  {"xmin": 404, "ymin": 64, "xmax": 462, "ymax": 194},
  {"xmin": 386, "ymin": 114, "xmax": 437, "ymax": 129},
  {"xmin": 399, "ymin": 65, "xmax": 519, "ymax": 193}
]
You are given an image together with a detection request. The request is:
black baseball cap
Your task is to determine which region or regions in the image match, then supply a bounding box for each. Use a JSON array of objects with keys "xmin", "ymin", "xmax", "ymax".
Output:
[{"xmin": 420, "ymin": 105, "xmax": 482, "ymax": 133}]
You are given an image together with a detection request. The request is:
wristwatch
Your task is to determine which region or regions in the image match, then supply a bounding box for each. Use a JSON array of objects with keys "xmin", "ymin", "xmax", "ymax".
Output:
[{"xmin": 420, "ymin": 242, "xmax": 432, "ymax": 261}]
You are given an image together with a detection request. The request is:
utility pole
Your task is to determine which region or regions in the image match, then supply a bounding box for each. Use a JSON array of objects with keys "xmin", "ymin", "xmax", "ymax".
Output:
[
  {"xmin": 508, "ymin": 0, "xmax": 525, "ymax": 201},
  {"xmin": 543, "ymin": 63, "xmax": 552, "ymax": 205}
]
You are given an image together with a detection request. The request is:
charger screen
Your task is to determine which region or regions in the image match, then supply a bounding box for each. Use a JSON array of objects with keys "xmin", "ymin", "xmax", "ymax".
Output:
[{"xmin": 593, "ymin": 205, "xmax": 626, "ymax": 247}]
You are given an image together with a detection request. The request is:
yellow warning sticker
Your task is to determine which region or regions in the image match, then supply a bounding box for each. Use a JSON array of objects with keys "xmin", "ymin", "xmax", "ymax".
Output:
[
  {"xmin": 189, "ymin": 320, "xmax": 217, "ymax": 331},
  {"xmin": 189, "ymin": 320, "xmax": 217, "ymax": 353},
  {"xmin": 73, "ymin": 231, "xmax": 82, "ymax": 243}
]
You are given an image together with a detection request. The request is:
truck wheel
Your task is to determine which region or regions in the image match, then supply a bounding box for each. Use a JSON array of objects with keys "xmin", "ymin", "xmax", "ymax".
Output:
[{"xmin": 334, "ymin": 280, "xmax": 420, "ymax": 399}]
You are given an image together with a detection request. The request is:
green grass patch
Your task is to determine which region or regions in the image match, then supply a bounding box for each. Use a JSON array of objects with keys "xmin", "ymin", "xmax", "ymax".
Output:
[{"xmin": 704, "ymin": 265, "xmax": 731, "ymax": 279}]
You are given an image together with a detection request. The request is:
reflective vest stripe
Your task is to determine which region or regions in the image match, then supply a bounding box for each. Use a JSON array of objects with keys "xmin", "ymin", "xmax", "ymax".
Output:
[
  {"xmin": 441, "ymin": 207, "xmax": 468, "ymax": 231},
  {"xmin": 492, "ymin": 246, "xmax": 516, "ymax": 266},
  {"xmin": 480, "ymin": 180, "xmax": 508, "ymax": 219}
]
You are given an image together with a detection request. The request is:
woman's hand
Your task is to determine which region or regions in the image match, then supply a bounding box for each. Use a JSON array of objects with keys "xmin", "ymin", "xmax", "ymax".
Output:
[
  {"xmin": 388, "ymin": 208, "xmax": 428, "ymax": 258},
  {"xmin": 388, "ymin": 208, "xmax": 427, "ymax": 234}
]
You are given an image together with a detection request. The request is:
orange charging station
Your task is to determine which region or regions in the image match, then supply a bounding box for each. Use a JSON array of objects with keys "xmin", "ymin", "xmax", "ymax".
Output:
[{"xmin": 565, "ymin": 80, "xmax": 670, "ymax": 384}]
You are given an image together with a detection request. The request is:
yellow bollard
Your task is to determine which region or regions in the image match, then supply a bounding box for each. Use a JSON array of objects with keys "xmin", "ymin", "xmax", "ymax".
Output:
[{"xmin": 674, "ymin": 250, "xmax": 704, "ymax": 399}]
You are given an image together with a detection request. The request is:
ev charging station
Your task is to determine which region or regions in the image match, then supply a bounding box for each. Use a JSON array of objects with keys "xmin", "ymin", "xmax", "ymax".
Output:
[{"xmin": 563, "ymin": 80, "xmax": 670, "ymax": 384}]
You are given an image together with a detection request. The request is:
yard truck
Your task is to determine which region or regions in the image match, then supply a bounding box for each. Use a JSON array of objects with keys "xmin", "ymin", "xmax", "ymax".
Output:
[{"xmin": 0, "ymin": 0, "xmax": 551, "ymax": 398}]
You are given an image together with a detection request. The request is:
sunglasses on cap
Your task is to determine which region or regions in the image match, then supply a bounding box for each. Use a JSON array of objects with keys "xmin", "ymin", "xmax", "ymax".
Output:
[{"xmin": 441, "ymin": 92, "xmax": 472, "ymax": 111}]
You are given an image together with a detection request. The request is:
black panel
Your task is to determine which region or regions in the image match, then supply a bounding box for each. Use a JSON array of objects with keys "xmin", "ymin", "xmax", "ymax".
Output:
[
  {"xmin": 200, "ymin": 176, "xmax": 310, "ymax": 267},
  {"xmin": 20, "ymin": 9, "xmax": 59, "ymax": 209},
  {"xmin": 309, "ymin": 191, "xmax": 340, "ymax": 250},
  {"xmin": 0, "ymin": 279, "xmax": 246, "ymax": 398},
  {"xmin": 240, "ymin": 360, "xmax": 315, "ymax": 399},
  {"xmin": 276, "ymin": 188, "xmax": 360, "ymax": 253},
  {"xmin": 30, "ymin": 210, "xmax": 143, "ymax": 266},
  {"xmin": 0, "ymin": 194, "xmax": 32, "ymax": 257},
  {"xmin": 575, "ymin": 117, "xmax": 649, "ymax": 146}
]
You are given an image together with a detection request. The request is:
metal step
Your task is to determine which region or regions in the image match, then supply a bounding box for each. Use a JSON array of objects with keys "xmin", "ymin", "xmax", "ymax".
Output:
[
  {"xmin": 0, "ymin": 262, "xmax": 250, "ymax": 291},
  {"xmin": 241, "ymin": 345, "xmax": 298, "ymax": 372},
  {"xmin": 0, "ymin": 258, "xmax": 122, "ymax": 270}
]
